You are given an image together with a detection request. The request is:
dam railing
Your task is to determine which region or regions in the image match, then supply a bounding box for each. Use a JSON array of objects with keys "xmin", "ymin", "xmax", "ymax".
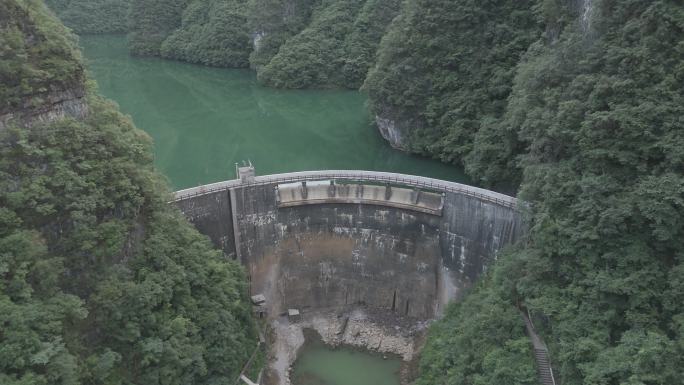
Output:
[{"xmin": 172, "ymin": 170, "xmax": 519, "ymax": 210}]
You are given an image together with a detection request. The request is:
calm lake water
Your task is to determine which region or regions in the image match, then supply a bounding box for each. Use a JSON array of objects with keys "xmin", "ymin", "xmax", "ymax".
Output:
[
  {"xmin": 292, "ymin": 338, "xmax": 401, "ymax": 385},
  {"xmin": 79, "ymin": 35, "xmax": 467, "ymax": 189}
]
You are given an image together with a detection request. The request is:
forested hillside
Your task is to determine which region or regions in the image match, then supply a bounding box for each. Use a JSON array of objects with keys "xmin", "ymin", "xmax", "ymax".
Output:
[
  {"xmin": 128, "ymin": 0, "xmax": 186, "ymax": 56},
  {"xmin": 160, "ymin": 0, "xmax": 251, "ymax": 67},
  {"xmin": 417, "ymin": 1, "xmax": 684, "ymax": 384},
  {"xmin": 1, "ymin": 1, "xmax": 256, "ymax": 384},
  {"xmin": 124, "ymin": 0, "xmax": 400, "ymax": 88},
  {"xmin": 256, "ymin": 0, "xmax": 400, "ymax": 88},
  {"xmin": 45, "ymin": 0, "xmax": 130, "ymax": 33},
  {"xmin": 365, "ymin": 0, "xmax": 541, "ymax": 186}
]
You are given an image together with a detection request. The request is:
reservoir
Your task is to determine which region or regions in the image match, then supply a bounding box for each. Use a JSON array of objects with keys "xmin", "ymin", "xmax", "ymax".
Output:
[{"xmin": 79, "ymin": 35, "xmax": 467, "ymax": 189}]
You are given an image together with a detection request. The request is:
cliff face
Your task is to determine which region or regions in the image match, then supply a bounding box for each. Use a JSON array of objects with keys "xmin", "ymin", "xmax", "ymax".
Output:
[
  {"xmin": 0, "ymin": 86, "xmax": 87, "ymax": 129},
  {"xmin": 1, "ymin": 1, "xmax": 256, "ymax": 383},
  {"xmin": 0, "ymin": 0, "xmax": 87, "ymax": 128}
]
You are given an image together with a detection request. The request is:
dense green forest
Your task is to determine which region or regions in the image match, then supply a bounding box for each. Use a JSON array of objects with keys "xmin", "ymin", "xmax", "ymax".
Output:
[
  {"xmin": 1, "ymin": 1, "xmax": 256, "ymax": 384},
  {"xmin": 415, "ymin": 1, "xmax": 684, "ymax": 384},
  {"xmin": 160, "ymin": 0, "xmax": 251, "ymax": 67},
  {"xmin": 417, "ymin": 273, "xmax": 538, "ymax": 385},
  {"xmin": 256, "ymin": 0, "xmax": 400, "ymax": 88},
  {"xmin": 1, "ymin": 0, "xmax": 84, "ymax": 116},
  {"xmin": 44, "ymin": 0, "xmax": 130, "ymax": 33},
  {"xmin": 123, "ymin": 0, "xmax": 400, "ymax": 87},
  {"xmin": 364, "ymin": 0, "xmax": 541, "ymax": 188}
]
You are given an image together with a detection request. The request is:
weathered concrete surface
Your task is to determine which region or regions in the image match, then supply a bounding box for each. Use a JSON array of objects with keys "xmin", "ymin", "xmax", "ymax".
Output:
[
  {"xmin": 174, "ymin": 170, "xmax": 517, "ymax": 208},
  {"xmin": 437, "ymin": 191, "xmax": 523, "ymax": 306},
  {"xmin": 277, "ymin": 180, "xmax": 444, "ymax": 215},
  {"xmin": 175, "ymin": 189, "xmax": 236, "ymax": 258},
  {"xmin": 175, "ymin": 171, "xmax": 525, "ymax": 321}
]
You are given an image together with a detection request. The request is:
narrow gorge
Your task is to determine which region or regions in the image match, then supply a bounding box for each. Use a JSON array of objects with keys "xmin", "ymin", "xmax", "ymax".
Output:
[{"xmin": 3, "ymin": 1, "xmax": 683, "ymax": 385}]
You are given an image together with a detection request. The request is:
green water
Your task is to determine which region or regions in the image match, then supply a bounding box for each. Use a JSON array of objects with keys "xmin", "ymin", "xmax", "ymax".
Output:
[
  {"xmin": 292, "ymin": 339, "xmax": 401, "ymax": 385},
  {"xmin": 79, "ymin": 35, "xmax": 467, "ymax": 190}
]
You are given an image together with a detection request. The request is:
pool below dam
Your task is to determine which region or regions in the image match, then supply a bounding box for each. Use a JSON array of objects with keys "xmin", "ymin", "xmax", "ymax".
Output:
[{"xmin": 292, "ymin": 332, "xmax": 401, "ymax": 385}]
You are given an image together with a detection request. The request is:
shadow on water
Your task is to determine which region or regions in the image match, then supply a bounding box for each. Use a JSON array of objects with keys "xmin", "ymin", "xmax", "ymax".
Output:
[
  {"xmin": 291, "ymin": 329, "xmax": 401, "ymax": 385},
  {"xmin": 78, "ymin": 35, "xmax": 470, "ymax": 190}
]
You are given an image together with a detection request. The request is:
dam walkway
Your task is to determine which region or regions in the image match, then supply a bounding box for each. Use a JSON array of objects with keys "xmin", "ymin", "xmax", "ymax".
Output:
[{"xmin": 173, "ymin": 170, "xmax": 518, "ymax": 209}]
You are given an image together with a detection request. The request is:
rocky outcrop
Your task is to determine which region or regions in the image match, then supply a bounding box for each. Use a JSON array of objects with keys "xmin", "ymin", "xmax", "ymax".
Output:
[
  {"xmin": 1, "ymin": 0, "xmax": 88, "ymax": 130},
  {"xmin": 375, "ymin": 114, "xmax": 407, "ymax": 150},
  {"xmin": 252, "ymin": 31, "xmax": 266, "ymax": 51},
  {"xmin": 0, "ymin": 87, "xmax": 88, "ymax": 129}
]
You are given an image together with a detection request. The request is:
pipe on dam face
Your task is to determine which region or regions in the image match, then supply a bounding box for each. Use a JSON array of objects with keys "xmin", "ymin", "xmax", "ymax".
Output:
[{"xmin": 174, "ymin": 169, "xmax": 525, "ymax": 320}]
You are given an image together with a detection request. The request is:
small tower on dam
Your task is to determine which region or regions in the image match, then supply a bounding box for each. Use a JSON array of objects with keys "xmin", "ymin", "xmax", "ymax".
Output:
[
  {"xmin": 173, "ymin": 167, "xmax": 525, "ymax": 320},
  {"xmin": 235, "ymin": 161, "xmax": 256, "ymax": 183}
]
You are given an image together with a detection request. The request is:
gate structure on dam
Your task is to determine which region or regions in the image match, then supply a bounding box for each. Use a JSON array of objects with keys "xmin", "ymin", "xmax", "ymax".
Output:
[{"xmin": 174, "ymin": 166, "xmax": 525, "ymax": 320}]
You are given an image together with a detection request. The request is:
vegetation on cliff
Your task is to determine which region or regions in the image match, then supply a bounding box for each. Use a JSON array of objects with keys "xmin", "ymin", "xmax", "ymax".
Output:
[
  {"xmin": 246, "ymin": 0, "xmax": 317, "ymax": 70},
  {"xmin": 1, "ymin": 0, "xmax": 84, "ymax": 116},
  {"xmin": 417, "ymin": 274, "xmax": 537, "ymax": 385},
  {"xmin": 125, "ymin": 0, "xmax": 399, "ymax": 87},
  {"xmin": 128, "ymin": 0, "xmax": 186, "ymax": 56},
  {"xmin": 417, "ymin": 1, "xmax": 684, "ymax": 384},
  {"xmin": 364, "ymin": 0, "xmax": 541, "ymax": 188},
  {"xmin": 257, "ymin": 0, "xmax": 400, "ymax": 88},
  {"xmin": 44, "ymin": 0, "xmax": 130, "ymax": 33},
  {"xmin": 160, "ymin": 0, "xmax": 252, "ymax": 67},
  {"xmin": 1, "ymin": 1, "xmax": 257, "ymax": 384}
]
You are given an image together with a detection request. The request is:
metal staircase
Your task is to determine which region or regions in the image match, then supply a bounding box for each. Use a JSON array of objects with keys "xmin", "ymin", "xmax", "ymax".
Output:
[
  {"xmin": 520, "ymin": 309, "xmax": 557, "ymax": 385},
  {"xmin": 533, "ymin": 347, "xmax": 555, "ymax": 385}
]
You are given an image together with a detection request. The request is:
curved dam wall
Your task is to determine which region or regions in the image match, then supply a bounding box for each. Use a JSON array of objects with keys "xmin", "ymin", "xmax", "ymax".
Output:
[{"xmin": 174, "ymin": 170, "xmax": 525, "ymax": 320}]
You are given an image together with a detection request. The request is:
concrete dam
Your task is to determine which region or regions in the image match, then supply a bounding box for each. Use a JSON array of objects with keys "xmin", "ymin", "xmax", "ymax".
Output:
[{"xmin": 174, "ymin": 167, "xmax": 525, "ymax": 321}]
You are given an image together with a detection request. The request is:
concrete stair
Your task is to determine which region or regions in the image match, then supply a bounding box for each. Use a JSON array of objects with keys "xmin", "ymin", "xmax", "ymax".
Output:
[
  {"xmin": 520, "ymin": 309, "xmax": 557, "ymax": 385},
  {"xmin": 534, "ymin": 348, "xmax": 555, "ymax": 385}
]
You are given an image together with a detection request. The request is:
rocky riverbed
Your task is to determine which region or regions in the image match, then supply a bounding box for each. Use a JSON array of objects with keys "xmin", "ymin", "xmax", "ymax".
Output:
[{"xmin": 262, "ymin": 306, "xmax": 430, "ymax": 385}]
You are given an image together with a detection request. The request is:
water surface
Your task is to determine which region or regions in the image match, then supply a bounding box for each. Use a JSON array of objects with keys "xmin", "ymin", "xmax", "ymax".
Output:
[
  {"xmin": 79, "ymin": 35, "xmax": 467, "ymax": 189},
  {"xmin": 292, "ymin": 338, "xmax": 401, "ymax": 385}
]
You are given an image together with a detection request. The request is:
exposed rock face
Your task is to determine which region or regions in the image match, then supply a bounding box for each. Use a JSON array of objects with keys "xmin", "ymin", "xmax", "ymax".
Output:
[
  {"xmin": 0, "ymin": 87, "xmax": 88, "ymax": 129},
  {"xmin": 375, "ymin": 114, "xmax": 407, "ymax": 150},
  {"xmin": 252, "ymin": 31, "xmax": 266, "ymax": 51},
  {"xmin": 1, "ymin": 0, "xmax": 88, "ymax": 129},
  {"xmin": 581, "ymin": 0, "xmax": 595, "ymax": 31}
]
